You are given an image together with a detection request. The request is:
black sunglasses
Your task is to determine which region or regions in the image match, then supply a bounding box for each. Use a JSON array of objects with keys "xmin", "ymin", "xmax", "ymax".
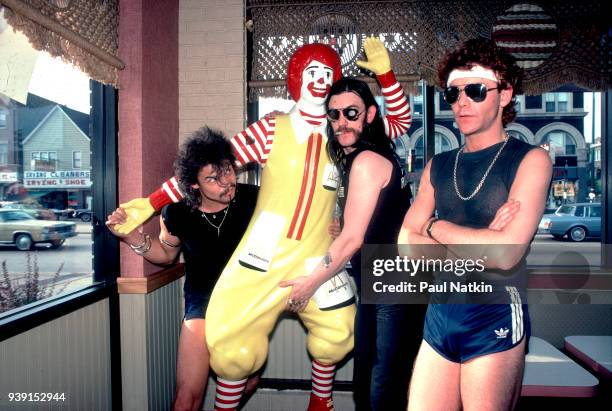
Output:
[
  {"xmin": 443, "ymin": 83, "xmax": 501, "ymax": 104},
  {"xmin": 327, "ymin": 107, "xmax": 363, "ymax": 121}
]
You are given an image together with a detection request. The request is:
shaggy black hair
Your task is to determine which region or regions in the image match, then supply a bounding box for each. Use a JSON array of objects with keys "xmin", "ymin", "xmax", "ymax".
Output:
[{"xmin": 174, "ymin": 126, "xmax": 235, "ymax": 208}]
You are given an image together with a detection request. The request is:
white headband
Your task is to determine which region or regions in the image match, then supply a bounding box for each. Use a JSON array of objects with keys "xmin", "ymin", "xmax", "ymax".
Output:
[{"xmin": 447, "ymin": 65, "xmax": 498, "ymax": 85}]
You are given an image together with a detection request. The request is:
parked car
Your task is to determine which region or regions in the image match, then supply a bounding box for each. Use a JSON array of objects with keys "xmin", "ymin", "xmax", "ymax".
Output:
[
  {"xmin": 539, "ymin": 203, "xmax": 601, "ymax": 242},
  {"xmin": 51, "ymin": 209, "xmax": 73, "ymax": 219},
  {"xmin": 1, "ymin": 202, "xmax": 57, "ymax": 220},
  {"xmin": 72, "ymin": 208, "xmax": 92, "ymax": 222},
  {"xmin": 0, "ymin": 210, "xmax": 77, "ymax": 250}
]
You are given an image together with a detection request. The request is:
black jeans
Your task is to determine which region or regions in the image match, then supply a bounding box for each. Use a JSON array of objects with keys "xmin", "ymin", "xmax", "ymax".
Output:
[{"xmin": 353, "ymin": 303, "xmax": 426, "ymax": 411}]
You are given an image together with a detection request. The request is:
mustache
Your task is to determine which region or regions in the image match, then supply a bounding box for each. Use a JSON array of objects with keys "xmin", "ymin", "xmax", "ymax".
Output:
[
  {"xmin": 334, "ymin": 127, "xmax": 358, "ymax": 136},
  {"xmin": 220, "ymin": 183, "xmax": 237, "ymax": 196}
]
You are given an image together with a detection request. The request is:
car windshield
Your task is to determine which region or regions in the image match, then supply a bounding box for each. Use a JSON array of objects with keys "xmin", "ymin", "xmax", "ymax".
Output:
[
  {"xmin": 556, "ymin": 205, "xmax": 575, "ymax": 215},
  {"xmin": 1, "ymin": 211, "xmax": 35, "ymax": 221}
]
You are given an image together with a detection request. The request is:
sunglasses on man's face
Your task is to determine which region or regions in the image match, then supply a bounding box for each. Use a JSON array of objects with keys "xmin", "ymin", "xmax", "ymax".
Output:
[
  {"xmin": 327, "ymin": 107, "xmax": 363, "ymax": 121},
  {"xmin": 443, "ymin": 83, "xmax": 501, "ymax": 105}
]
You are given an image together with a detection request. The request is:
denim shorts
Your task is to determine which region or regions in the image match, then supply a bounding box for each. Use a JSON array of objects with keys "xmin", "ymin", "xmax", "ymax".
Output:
[{"xmin": 183, "ymin": 289, "xmax": 210, "ymax": 320}]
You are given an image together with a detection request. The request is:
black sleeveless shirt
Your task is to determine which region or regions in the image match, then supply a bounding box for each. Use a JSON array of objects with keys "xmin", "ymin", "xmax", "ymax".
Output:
[
  {"xmin": 431, "ymin": 137, "xmax": 535, "ymax": 228},
  {"xmin": 338, "ymin": 146, "xmax": 412, "ymax": 289},
  {"xmin": 430, "ymin": 137, "xmax": 536, "ymax": 301}
]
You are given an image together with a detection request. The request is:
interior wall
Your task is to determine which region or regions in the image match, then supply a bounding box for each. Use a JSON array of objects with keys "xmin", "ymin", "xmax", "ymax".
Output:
[
  {"xmin": 179, "ymin": 0, "xmax": 246, "ymax": 142},
  {"xmin": 0, "ymin": 300, "xmax": 112, "ymax": 410}
]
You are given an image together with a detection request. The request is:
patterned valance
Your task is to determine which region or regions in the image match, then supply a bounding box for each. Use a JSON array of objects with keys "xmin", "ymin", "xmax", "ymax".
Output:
[
  {"xmin": 248, "ymin": 0, "xmax": 610, "ymax": 99},
  {"xmin": 0, "ymin": 0, "xmax": 123, "ymax": 87}
]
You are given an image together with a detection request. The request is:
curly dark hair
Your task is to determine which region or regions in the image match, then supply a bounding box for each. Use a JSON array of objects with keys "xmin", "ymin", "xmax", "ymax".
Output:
[
  {"xmin": 438, "ymin": 38, "xmax": 524, "ymax": 126},
  {"xmin": 174, "ymin": 126, "xmax": 236, "ymax": 208},
  {"xmin": 325, "ymin": 77, "xmax": 396, "ymax": 172}
]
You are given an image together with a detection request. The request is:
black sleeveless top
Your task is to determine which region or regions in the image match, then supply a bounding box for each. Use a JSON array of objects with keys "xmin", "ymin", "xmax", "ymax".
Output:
[
  {"xmin": 338, "ymin": 146, "xmax": 412, "ymax": 289},
  {"xmin": 430, "ymin": 137, "xmax": 536, "ymax": 301},
  {"xmin": 431, "ymin": 137, "xmax": 534, "ymax": 228}
]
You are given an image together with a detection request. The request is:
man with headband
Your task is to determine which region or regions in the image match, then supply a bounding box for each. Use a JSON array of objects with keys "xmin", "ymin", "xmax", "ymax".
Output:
[
  {"xmin": 114, "ymin": 38, "xmax": 411, "ymax": 411},
  {"xmin": 398, "ymin": 39, "xmax": 551, "ymax": 410}
]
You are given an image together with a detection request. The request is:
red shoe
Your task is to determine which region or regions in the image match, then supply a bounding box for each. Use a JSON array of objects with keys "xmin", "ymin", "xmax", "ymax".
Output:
[{"xmin": 306, "ymin": 393, "xmax": 334, "ymax": 411}]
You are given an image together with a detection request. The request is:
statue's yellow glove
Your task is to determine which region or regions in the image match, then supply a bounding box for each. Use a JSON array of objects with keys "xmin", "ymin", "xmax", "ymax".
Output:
[
  {"xmin": 355, "ymin": 37, "xmax": 391, "ymax": 75},
  {"xmin": 114, "ymin": 198, "xmax": 155, "ymax": 235}
]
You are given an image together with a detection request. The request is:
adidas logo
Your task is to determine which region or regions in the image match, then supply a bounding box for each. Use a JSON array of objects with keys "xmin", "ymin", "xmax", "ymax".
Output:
[{"xmin": 495, "ymin": 327, "xmax": 509, "ymax": 339}]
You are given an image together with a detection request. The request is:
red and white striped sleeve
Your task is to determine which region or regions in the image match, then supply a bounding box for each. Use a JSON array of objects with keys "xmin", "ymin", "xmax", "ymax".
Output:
[
  {"xmin": 148, "ymin": 176, "xmax": 184, "ymax": 210},
  {"xmin": 377, "ymin": 71, "xmax": 412, "ymax": 140},
  {"xmin": 230, "ymin": 117, "xmax": 276, "ymax": 167}
]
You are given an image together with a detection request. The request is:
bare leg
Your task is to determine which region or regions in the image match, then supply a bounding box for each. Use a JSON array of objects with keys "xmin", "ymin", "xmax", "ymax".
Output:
[
  {"xmin": 407, "ymin": 340, "xmax": 461, "ymax": 411},
  {"xmin": 173, "ymin": 319, "xmax": 209, "ymax": 411},
  {"xmin": 460, "ymin": 339, "xmax": 526, "ymax": 411}
]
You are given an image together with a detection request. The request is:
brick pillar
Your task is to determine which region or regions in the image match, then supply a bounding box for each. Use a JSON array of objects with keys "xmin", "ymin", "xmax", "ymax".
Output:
[{"xmin": 118, "ymin": 0, "xmax": 179, "ymax": 277}]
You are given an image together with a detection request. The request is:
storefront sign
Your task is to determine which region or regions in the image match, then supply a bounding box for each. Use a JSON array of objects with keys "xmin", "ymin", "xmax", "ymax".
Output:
[
  {"xmin": 553, "ymin": 181, "xmax": 575, "ymax": 197},
  {"xmin": 0, "ymin": 172, "xmax": 18, "ymax": 183},
  {"xmin": 23, "ymin": 170, "xmax": 91, "ymax": 188}
]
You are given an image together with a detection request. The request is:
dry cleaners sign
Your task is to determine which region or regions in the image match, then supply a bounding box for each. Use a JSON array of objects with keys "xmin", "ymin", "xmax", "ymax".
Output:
[{"xmin": 24, "ymin": 171, "xmax": 91, "ymax": 188}]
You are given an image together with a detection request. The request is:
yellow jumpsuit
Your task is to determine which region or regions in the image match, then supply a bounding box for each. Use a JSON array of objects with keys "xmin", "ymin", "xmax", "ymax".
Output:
[{"xmin": 206, "ymin": 114, "xmax": 356, "ymax": 380}]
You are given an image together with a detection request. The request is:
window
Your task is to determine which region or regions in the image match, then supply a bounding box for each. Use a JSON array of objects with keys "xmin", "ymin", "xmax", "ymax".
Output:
[
  {"xmin": 545, "ymin": 93, "xmax": 556, "ymax": 112},
  {"xmin": 0, "ymin": 21, "xmax": 116, "ymax": 318},
  {"xmin": 548, "ymin": 132, "xmax": 576, "ymax": 156},
  {"xmin": 73, "ymin": 151, "xmax": 82, "ymax": 168},
  {"xmin": 412, "ymin": 94, "xmax": 423, "ymax": 115},
  {"xmin": 0, "ymin": 142, "xmax": 7, "ymax": 164},
  {"xmin": 574, "ymin": 205, "xmax": 584, "ymax": 217},
  {"xmin": 544, "ymin": 92, "xmax": 571, "ymax": 113},
  {"xmin": 0, "ymin": 108, "xmax": 7, "ymax": 128},
  {"xmin": 558, "ymin": 93, "xmax": 569, "ymax": 112},
  {"xmin": 525, "ymin": 95, "xmax": 542, "ymax": 109},
  {"xmin": 589, "ymin": 206, "xmax": 601, "ymax": 217},
  {"xmin": 507, "ymin": 130, "xmax": 528, "ymax": 143},
  {"xmin": 573, "ymin": 92, "xmax": 584, "ymax": 109},
  {"xmin": 411, "ymin": 133, "xmax": 454, "ymax": 172},
  {"xmin": 557, "ymin": 205, "xmax": 575, "ymax": 215},
  {"xmin": 30, "ymin": 151, "xmax": 57, "ymax": 161}
]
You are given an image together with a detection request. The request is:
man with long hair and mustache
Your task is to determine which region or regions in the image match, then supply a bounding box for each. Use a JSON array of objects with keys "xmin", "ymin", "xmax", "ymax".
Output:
[
  {"xmin": 106, "ymin": 127, "xmax": 259, "ymax": 411},
  {"xmin": 281, "ymin": 77, "xmax": 422, "ymax": 410}
]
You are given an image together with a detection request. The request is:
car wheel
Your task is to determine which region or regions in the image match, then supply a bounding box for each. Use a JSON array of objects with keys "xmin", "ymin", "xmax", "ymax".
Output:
[
  {"xmin": 50, "ymin": 239, "xmax": 65, "ymax": 249},
  {"xmin": 569, "ymin": 226, "xmax": 587, "ymax": 242},
  {"xmin": 80, "ymin": 213, "xmax": 91, "ymax": 222},
  {"xmin": 15, "ymin": 234, "xmax": 34, "ymax": 251}
]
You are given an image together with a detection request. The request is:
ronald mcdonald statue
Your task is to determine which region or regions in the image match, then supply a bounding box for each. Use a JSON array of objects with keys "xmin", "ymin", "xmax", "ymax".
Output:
[{"xmin": 116, "ymin": 38, "xmax": 411, "ymax": 410}]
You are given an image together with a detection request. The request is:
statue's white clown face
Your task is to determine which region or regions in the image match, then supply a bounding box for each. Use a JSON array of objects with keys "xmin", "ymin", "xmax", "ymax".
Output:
[{"xmin": 300, "ymin": 60, "xmax": 334, "ymax": 106}]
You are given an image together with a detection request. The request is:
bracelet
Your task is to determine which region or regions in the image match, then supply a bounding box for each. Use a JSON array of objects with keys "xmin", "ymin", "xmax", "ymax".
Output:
[
  {"xmin": 160, "ymin": 236, "xmax": 180, "ymax": 248},
  {"xmin": 426, "ymin": 217, "xmax": 439, "ymax": 239},
  {"xmin": 128, "ymin": 231, "xmax": 147, "ymax": 248},
  {"xmin": 130, "ymin": 233, "xmax": 151, "ymax": 255}
]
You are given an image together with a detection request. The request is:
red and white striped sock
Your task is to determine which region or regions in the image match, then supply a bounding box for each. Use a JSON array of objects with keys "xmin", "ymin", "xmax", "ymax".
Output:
[
  {"xmin": 214, "ymin": 377, "xmax": 246, "ymax": 410},
  {"xmin": 311, "ymin": 360, "xmax": 335, "ymax": 399}
]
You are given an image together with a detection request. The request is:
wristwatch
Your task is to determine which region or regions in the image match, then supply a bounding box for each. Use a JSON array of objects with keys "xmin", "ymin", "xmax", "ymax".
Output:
[{"xmin": 426, "ymin": 217, "xmax": 440, "ymax": 239}]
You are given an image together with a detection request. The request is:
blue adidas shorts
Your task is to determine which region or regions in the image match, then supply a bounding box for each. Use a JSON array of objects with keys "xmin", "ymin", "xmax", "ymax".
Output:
[{"xmin": 423, "ymin": 300, "xmax": 530, "ymax": 363}]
